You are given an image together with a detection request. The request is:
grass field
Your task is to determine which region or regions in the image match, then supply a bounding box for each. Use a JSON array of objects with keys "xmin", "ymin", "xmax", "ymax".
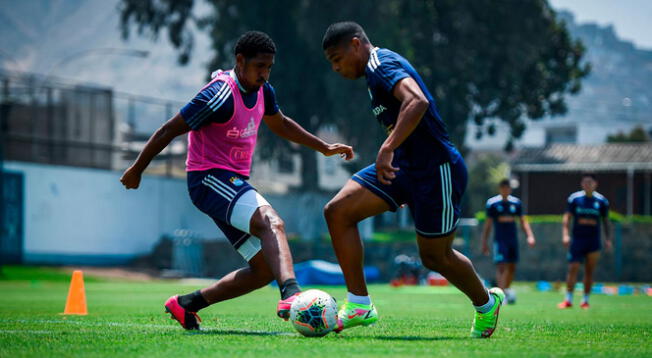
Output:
[{"xmin": 0, "ymin": 267, "xmax": 650, "ymax": 358}]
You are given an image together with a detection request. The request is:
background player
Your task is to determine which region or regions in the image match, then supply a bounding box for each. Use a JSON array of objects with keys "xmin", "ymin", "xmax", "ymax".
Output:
[
  {"xmin": 120, "ymin": 31, "xmax": 353, "ymax": 329},
  {"xmin": 481, "ymin": 179, "xmax": 536, "ymax": 304},
  {"xmin": 558, "ymin": 173, "xmax": 612, "ymax": 309},
  {"xmin": 321, "ymin": 22, "xmax": 504, "ymax": 338}
]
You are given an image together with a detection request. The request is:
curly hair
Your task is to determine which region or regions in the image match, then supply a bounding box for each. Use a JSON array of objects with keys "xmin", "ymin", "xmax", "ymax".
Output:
[{"xmin": 234, "ymin": 31, "xmax": 276, "ymax": 59}]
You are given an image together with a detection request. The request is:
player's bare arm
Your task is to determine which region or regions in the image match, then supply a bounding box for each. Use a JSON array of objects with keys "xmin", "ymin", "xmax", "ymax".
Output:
[
  {"xmin": 520, "ymin": 216, "xmax": 536, "ymax": 247},
  {"xmin": 480, "ymin": 217, "xmax": 493, "ymax": 255},
  {"xmin": 263, "ymin": 110, "xmax": 354, "ymax": 160},
  {"xmin": 602, "ymin": 216, "xmax": 613, "ymax": 251},
  {"xmin": 120, "ymin": 113, "xmax": 190, "ymax": 189},
  {"xmin": 562, "ymin": 212, "xmax": 572, "ymax": 248},
  {"xmin": 375, "ymin": 77, "xmax": 429, "ymax": 185}
]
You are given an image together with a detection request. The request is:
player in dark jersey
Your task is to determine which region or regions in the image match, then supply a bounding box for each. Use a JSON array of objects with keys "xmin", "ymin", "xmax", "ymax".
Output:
[
  {"xmin": 120, "ymin": 31, "xmax": 353, "ymax": 329},
  {"xmin": 558, "ymin": 173, "xmax": 612, "ymax": 309},
  {"xmin": 481, "ymin": 179, "xmax": 536, "ymax": 304},
  {"xmin": 321, "ymin": 21, "xmax": 504, "ymax": 338}
]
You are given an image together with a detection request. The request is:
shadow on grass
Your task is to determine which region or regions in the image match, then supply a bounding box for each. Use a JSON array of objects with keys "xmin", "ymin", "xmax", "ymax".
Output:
[
  {"xmin": 187, "ymin": 329, "xmax": 294, "ymax": 337},
  {"xmin": 371, "ymin": 335, "xmax": 464, "ymax": 342},
  {"xmin": 189, "ymin": 329, "xmax": 464, "ymax": 341}
]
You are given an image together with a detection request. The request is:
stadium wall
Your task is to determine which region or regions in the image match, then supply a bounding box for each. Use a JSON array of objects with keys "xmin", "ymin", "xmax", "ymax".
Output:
[{"xmin": 3, "ymin": 161, "xmax": 218, "ymax": 265}]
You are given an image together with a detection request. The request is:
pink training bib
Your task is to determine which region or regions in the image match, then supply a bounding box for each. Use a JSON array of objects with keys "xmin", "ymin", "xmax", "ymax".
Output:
[{"xmin": 185, "ymin": 73, "xmax": 265, "ymax": 177}]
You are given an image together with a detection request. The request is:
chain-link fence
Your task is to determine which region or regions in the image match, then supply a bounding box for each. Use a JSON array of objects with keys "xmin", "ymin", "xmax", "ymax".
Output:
[{"xmin": 0, "ymin": 70, "xmax": 188, "ymax": 177}]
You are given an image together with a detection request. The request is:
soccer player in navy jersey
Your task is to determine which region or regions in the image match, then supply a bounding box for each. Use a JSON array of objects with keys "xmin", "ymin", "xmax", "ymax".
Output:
[
  {"xmin": 321, "ymin": 21, "xmax": 504, "ymax": 338},
  {"xmin": 120, "ymin": 31, "xmax": 353, "ymax": 329},
  {"xmin": 481, "ymin": 179, "xmax": 536, "ymax": 304},
  {"xmin": 558, "ymin": 173, "xmax": 612, "ymax": 309}
]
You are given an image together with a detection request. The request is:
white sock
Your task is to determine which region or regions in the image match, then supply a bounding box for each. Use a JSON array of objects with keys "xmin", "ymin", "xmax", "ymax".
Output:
[
  {"xmin": 582, "ymin": 294, "xmax": 590, "ymax": 304},
  {"xmin": 474, "ymin": 291, "xmax": 495, "ymax": 313},
  {"xmin": 347, "ymin": 292, "xmax": 371, "ymax": 305},
  {"xmin": 565, "ymin": 291, "xmax": 573, "ymax": 303}
]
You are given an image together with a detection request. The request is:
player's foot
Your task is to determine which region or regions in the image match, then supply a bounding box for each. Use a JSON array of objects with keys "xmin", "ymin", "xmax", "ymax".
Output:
[
  {"xmin": 557, "ymin": 300, "xmax": 573, "ymax": 309},
  {"xmin": 580, "ymin": 302, "xmax": 590, "ymax": 309},
  {"xmin": 334, "ymin": 301, "xmax": 378, "ymax": 333},
  {"xmin": 505, "ymin": 289, "xmax": 517, "ymax": 305},
  {"xmin": 164, "ymin": 295, "xmax": 201, "ymax": 330},
  {"xmin": 277, "ymin": 292, "xmax": 301, "ymax": 320},
  {"xmin": 470, "ymin": 287, "xmax": 505, "ymax": 338}
]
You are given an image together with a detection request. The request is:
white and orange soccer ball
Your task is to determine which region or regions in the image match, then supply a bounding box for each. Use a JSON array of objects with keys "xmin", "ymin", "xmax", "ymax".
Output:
[{"xmin": 289, "ymin": 289, "xmax": 338, "ymax": 337}]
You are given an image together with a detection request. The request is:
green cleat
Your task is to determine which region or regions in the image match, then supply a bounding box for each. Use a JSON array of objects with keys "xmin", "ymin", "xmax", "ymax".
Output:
[
  {"xmin": 470, "ymin": 287, "xmax": 505, "ymax": 338},
  {"xmin": 334, "ymin": 301, "xmax": 378, "ymax": 333}
]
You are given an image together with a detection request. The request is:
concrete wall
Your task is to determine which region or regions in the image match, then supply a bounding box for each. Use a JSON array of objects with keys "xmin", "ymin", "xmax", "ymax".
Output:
[
  {"xmin": 2, "ymin": 161, "xmax": 367, "ymax": 265},
  {"xmin": 4, "ymin": 161, "xmax": 219, "ymax": 264}
]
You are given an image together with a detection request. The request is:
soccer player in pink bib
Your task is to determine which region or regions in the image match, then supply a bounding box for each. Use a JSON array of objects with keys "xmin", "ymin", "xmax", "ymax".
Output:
[{"xmin": 120, "ymin": 31, "xmax": 353, "ymax": 330}]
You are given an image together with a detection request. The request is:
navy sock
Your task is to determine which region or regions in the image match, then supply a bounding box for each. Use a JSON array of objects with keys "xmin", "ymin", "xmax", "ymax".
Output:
[
  {"xmin": 279, "ymin": 278, "xmax": 301, "ymax": 299},
  {"xmin": 178, "ymin": 290, "xmax": 209, "ymax": 312}
]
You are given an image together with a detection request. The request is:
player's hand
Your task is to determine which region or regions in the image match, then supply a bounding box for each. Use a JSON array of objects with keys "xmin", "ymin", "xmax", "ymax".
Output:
[
  {"xmin": 562, "ymin": 234, "xmax": 570, "ymax": 248},
  {"xmin": 527, "ymin": 236, "xmax": 536, "ymax": 247},
  {"xmin": 120, "ymin": 166, "xmax": 142, "ymax": 189},
  {"xmin": 322, "ymin": 143, "xmax": 354, "ymax": 161},
  {"xmin": 376, "ymin": 146, "xmax": 399, "ymax": 185},
  {"xmin": 481, "ymin": 244, "xmax": 490, "ymax": 256},
  {"xmin": 604, "ymin": 240, "xmax": 613, "ymax": 252}
]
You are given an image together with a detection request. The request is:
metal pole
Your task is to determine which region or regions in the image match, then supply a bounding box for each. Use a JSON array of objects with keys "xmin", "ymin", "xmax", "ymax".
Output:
[
  {"xmin": 0, "ymin": 78, "xmax": 6, "ymax": 273},
  {"xmin": 165, "ymin": 103, "xmax": 173, "ymax": 177},
  {"xmin": 645, "ymin": 171, "xmax": 651, "ymax": 216},
  {"xmin": 614, "ymin": 221, "xmax": 622, "ymax": 281},
  {"xmin": 522, "ymin": 171, "xmax": 529, "ymax": 213},
  {"xmin": 627, "ymin": 167, "xmax": 634, "ymax": 217}
]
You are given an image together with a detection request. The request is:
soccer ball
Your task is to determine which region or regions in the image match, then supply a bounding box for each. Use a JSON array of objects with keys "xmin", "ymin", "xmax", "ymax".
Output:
[{"xmin": 289, "ymin": 289, "xmax": 338, "ymax": 337}]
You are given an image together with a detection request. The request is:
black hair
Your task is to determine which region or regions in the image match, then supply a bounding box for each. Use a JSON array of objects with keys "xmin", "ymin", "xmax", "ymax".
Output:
[
  {"xmin": 234, "ymin": 31, "xmax": 276, "ymax": 59},
  {"xmin": 581, "ymin": 172, "xmax": 597, "ymax": 180},
  {"xmin": 322, "ymin": 21, "xmax": 369, "ymax": 50},
  {"xmin": 499, "ymin": 179, "xmax": 511, "ymax": 187}
]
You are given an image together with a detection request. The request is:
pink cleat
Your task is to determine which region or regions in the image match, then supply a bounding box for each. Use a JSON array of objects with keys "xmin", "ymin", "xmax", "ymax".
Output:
[
  {"xmin": 277, "ymin": 292, "xmax": 301, "ymax": 320},
  {"xmin": 580, "ymin": 302, "xmax": 590, "ymax": 310},
  {"xmin": 557, "ymin": 300, "xmax": 573, "ymax": 309},
  {"xmin": 164, "ymin": 295, "xmax": 202, "ymax": 330}
]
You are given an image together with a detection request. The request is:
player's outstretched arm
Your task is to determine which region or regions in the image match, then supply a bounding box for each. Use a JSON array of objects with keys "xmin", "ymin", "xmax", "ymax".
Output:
[
  {"xmin": 375, "ymin": 77, "xmax": 429, "ymax": 185},
  {"xmin": 120, "ymin": 113, "xmax": 191, "ymax": 189},
  {"xmin": 480, "ymin": 218, "xmax": 493, "ymax": 255},
  {"xmin": 520, "ymin": 216, "xmax": 536, "ymax": 247},
  {"xmin": 561, "ymin": 212, "xmax": 572, "ymax": 247},
  {"xmin": 263, "ymin": 111, "xmax": 354, "ymax": 160},
  {"xmin": 602, "ymin": 216, "xmax": 613, "ymax": 251}
]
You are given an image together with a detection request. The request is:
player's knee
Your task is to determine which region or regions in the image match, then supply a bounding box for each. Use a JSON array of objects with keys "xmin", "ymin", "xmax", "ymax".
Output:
[
  {"xmin": 420, "ymin": 253, "xmax": 451, "ymax": 273},
  {"xmin": 324, "ymin": 199, "xmax": 345, "ymax": 222},
  {"xmin": 250, "ymin": 207, "xmax": 285, "ymax": 238}
]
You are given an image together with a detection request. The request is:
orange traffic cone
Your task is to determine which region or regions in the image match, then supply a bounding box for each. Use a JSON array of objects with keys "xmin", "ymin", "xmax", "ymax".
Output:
[{"xmin": 63, "ymin": 270, "xmax": 87, "ymax": 315}]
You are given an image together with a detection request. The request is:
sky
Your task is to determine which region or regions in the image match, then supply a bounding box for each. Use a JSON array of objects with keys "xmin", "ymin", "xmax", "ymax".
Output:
[{"xmin": 550, "ymin": 0, "xmax": 652, "ymax": 49}]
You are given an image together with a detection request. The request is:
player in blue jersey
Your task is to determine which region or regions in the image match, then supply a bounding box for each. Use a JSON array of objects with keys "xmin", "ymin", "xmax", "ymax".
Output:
[
  {"xmin": 321, "ymin": 22, "xmax": 504, "ymax": 338},
  {"xmin": 480, "ymin": 179, "xmax": 536, "ymax": 305},
  {"xmin": 558, "ymin": 173, "xmax": 612, "ymax": 309}
]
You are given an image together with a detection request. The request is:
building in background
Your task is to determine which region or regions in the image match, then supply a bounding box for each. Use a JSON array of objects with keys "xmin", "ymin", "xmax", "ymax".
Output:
[{"xmin": 511, "ymin": 143, "xmax": 652, "ymax": 216}]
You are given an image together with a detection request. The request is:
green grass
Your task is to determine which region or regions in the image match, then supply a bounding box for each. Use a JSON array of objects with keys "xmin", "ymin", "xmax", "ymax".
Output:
[{"xmin": 1, "ymin": 267, "xmax": 650, "ymax": 357}]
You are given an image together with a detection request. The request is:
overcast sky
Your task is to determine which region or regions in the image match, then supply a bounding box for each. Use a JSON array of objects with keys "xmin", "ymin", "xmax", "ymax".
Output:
[{"xmin": 550, "ymin": 0, "xmax": 652, "ymax": 49}]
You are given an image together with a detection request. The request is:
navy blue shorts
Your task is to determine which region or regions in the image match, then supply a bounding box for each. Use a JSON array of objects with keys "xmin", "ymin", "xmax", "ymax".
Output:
[
  {"xmin": 493, "ymin": 239, "xmax": 519, "ymax": 263},
  {"xmin": 352, "ymin": 158, "xmax": 468, "ymax": 238},
  {"xmin": 187, "ymin": 168, "xmax": 262, "ymax": 260},
  {"xmin": 568, "ymin": 237, "xmax": 601, "ymax": 263}
]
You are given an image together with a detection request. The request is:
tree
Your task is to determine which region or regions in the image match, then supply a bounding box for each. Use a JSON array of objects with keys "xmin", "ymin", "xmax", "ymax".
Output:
[
  {"xmin": 607, "ymin": 126, "xmax": 650, "ymax": 143},
  {"xmin": 119, "ymin": 0, "xmax": 589, "ymax": 189}
]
